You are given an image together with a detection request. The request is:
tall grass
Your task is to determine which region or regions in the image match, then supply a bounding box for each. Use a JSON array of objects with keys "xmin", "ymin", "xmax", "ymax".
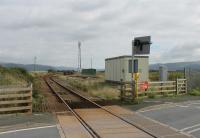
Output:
[
  {"xmin": 189, "ymin": 88, "xmax": 200, "ymax": 96},
  {"xmin": 60, "ymin": 76, "xmax": 120, "ymax": 100},
  {"xmin": 0, "ymin": 66, "xmax": 33, "ymax": 85}
]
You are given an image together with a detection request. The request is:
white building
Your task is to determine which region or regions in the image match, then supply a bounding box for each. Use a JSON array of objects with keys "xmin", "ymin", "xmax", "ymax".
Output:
[{"xmin": 105, "ymin": 55, "xmax": 149, "ymax": 83}]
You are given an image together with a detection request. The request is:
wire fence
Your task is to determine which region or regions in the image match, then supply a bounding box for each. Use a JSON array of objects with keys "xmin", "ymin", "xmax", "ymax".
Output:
[{"xmin": 185, "ymin": 68, "xmax": 200, "ymax": 91}]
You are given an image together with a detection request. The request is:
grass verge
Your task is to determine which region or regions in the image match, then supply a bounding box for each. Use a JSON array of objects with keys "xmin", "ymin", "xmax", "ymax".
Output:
[{"xmin": 59, "ymin": 76, "xmax": 120, "ymax": 100}]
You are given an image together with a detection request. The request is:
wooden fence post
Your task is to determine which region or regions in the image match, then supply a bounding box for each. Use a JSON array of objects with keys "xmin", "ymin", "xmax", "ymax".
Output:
[
  {"xmin": 29, "ymin": 83, "xmax": 33, "ymax": 114},
  {"xmin": 28, "ymin": 83, "xmax": 33, "ymax": 114},
  {"xmin": 120, "ymin": 80, "xmax": 124, "ymax": 101},
  {"xmin": 185, "ymin": 79, "xmax": 188, "ymax": 94},
  {"xmin": 176, "ymin": 79, "xmax": 179, "ymax": 95}
]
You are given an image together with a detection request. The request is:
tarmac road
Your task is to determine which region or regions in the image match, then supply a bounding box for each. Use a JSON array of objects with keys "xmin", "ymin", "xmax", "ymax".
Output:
[
  {"xmin": 0, "ymin": 125, "xmax": 60, "ymax": 138},
  {"xmin": 137, "ymin": 100, "xmax": 200, "ymax": 138}
]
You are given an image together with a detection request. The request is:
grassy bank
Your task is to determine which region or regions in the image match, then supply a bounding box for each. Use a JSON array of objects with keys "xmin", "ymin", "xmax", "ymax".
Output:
[
  {"xmin": 59, "ymin": 75, "xmax": 120, "ymax": 100},
  {"xmin": 0, "ymin": 66, "xmax": 33, "ymax": 85},
  {"xmin": 32, "ymin": 75, "xmax": 45, "ymax": 109},
  {"xmin": 0, "ymin": 66, "xmax": 46, "ymax": 111}
]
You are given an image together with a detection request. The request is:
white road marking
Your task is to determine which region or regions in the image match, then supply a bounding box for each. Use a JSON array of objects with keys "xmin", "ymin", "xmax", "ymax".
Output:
[
  {"xmin": 181, "ymin": 123, "xmax": 200, "ymax": 131},
  {"xmin": 138, "ymin": 104, "xmax": 177, "ymax": 113},
  {"xmin": 175, "ymin": 105, "xmax": 189, "ymax": 108},
  {"xmin": 189, "ymin": 103, "xmax": 200, "ymax": 105},
  {"xmin": 0, "ymin": 125, "xmax": 57, "ymax": 135},
  {"xmin": 139, "ymin": 101, "xmax": 200, "ymax": 113},
  {"xmin": 144, "ymin": 100, "xmax": 162, "ymax": 103},
  {"xmin": 176, "ymin": 102, "xmax": 200, "ymax": 107},
  {"xmin": 188, "ymin": 127, "xmax": 200, "ymax": 134}
]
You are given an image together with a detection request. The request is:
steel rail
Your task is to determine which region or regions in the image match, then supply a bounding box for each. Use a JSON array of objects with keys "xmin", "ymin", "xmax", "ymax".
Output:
[
  {"xmin": 50, "ymin": 77, "xmax": 158, "ymax": 138},
  {"xmin": 44, "ymin": 77, "xmax": 100, "ymax": 138}
]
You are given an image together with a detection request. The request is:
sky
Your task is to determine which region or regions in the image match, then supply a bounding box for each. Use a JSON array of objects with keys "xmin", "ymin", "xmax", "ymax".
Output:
[{"xmin": 0, "ymin": 0, "xmax": 200, "ymax": 69}]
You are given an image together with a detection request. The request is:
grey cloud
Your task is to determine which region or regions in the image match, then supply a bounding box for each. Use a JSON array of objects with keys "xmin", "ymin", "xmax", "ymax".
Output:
[
  {"xmin": 162, "ymin": 43, "xmax": 200, "ymax": 62},
  {"xmin": 0, "ymin": 0, "xmax": 200, "ymax": 68},
  {"xmin": 4, "ymin": 20, "xmax": 56, "ymax": 30},
  {"xmin": 70, "ymin": 0, "xmax": 108, "ymax": 12}
]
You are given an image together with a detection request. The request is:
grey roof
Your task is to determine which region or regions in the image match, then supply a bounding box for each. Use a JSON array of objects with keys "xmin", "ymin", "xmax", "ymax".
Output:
[{"xmin": 105, "ymin": 55, "xmax": 149, "ymax": 61}]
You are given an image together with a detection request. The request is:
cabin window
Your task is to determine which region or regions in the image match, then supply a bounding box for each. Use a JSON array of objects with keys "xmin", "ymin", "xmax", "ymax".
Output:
[{"xmin": 128, "ymin": 60, "xmax": 132, "ymax": 73}]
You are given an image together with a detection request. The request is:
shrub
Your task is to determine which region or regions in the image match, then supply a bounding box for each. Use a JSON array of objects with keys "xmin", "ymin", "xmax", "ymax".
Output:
[
  {"xmin": 0, "ymin": 66, "xmax": 33, "ymax": 85},
  {"xmin": 189, "ymin": 88, "xmax": 200, "ymax": 96},
  {"xmin": 148, "ymin": 92, "xmax": 156, "ymax": 99}
]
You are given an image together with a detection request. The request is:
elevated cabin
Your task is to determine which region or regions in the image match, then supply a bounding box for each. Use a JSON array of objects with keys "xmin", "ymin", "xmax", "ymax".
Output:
[{"xmin": 105, "ymin": 55, "xmax": 149, "ymax": 83}]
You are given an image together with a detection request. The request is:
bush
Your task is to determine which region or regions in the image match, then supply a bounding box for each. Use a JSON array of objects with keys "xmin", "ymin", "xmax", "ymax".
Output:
[
  {"xmin": 61, "ymin": 76, "xmax": 119, "ymax": 100},
  {"xmin": 168, "ymin": 71, "xmax": 184, "ymax": 80},
  {"xmin": 0, "ymin": 66, "xmax": 33, "ymax": 85},
  {"xmin": 189, "ymin": 88, "xmax": 200, "ymax": 96},
  {"xmin": 10, "ymin": 67, "xmax": 33, "ymax": 82},
  {"xmin": 148, "ymin": 92, "xmax": 156, "ymax": 99},
  {"xmin": 48, "ymin": 69, "xmax": 56, "ymax": 73}
]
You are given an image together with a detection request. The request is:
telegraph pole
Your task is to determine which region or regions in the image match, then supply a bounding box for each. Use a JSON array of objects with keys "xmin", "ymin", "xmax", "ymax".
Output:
[
  {"xmin": 91, "ymin": 57, "xmax": 93, "ymax": 69},
  {"xmin": 78, "ymin": 42, "xmax": 82, "ymax": 72},
  {"xmin": 34, "ymin": 56, "xmax": 37, "ymax": 72}
]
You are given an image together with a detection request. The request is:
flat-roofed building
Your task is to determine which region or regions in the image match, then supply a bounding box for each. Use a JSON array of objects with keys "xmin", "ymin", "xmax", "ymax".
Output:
[{"xmin": 105, "ymin": 55, "xmax": 149, "ymax": 83}]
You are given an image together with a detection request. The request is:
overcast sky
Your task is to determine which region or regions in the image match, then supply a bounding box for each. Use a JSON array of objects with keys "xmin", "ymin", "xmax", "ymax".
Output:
[{"xmin": 0, "ymin": 0, "xmax": 200, "ymax": 68}]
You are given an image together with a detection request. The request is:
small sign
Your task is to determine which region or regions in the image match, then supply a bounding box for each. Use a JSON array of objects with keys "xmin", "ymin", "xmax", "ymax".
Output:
[
  {"xmin": 134, "ymin": 59, "xmax": 138, "ymax": 73},
  {"xmin": 132, "ymin": 36, "xmax": 151, "ymax": 55},
  {"xmin": 139, "ymin": 81, "xmax": 149, "ymax": 91}
]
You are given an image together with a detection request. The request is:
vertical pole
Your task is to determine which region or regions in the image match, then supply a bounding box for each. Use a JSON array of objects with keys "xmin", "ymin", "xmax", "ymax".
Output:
[
  {"xmin": 91, "ymin": 57, "xmax": 93, "ymax": 69},
  {"xmin": 184, "ymin": 68, "xmax": 187, "ymax": 94},
  {"xmin": 34, "ymin": 56, "xmax": 37, "ymax": 72},
  {"xmin": 80, "ymin": 43, "xmax": 81, "ymax": 71},
  {"xmin": 176, "ymin": 78, "xmax": 179, "ymax": 95},
  {"xmin": 185, "ymin": 79, "xmax": 188, "ymax": 94},
  {"xmin": 78, "ymin": 42, "xmax": 82, "ymax": 72},
  {"xmin": 135, "ymin": 76, "xmax": 138, "ymax": 99},
  {"xmin": 131, "ymin": 40, "xmax": 135, "ymax": 100},
  {"xmin": 184, "ymin": 68, "xmax": 186, "ymax": 79},
  {"xmin": 78, "ymin": 44, "xmax": 79, "ymax": 72},
  {"xmin": 30, "ymin": 83, "xmax": 33, "ymax": 114},
  {"xmin": 120, "ymin": 79, "xmax": 124, "ymax": 101}
]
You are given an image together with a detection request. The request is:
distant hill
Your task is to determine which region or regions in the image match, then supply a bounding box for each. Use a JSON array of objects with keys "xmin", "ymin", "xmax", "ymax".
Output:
[
  {"xmin": 1, "ymin": 61, "xmax": 200, "ymax": 72},
  {"xmin": 150, "ymin": 61, "xmax": 200, "ymax": 71},
  {"xmin": 0, "ymin": 63, "xmax": 77, "ymax": 71}
]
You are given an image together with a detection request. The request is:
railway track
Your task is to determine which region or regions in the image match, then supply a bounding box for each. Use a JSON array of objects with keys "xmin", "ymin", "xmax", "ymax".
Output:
[{"xmin": 45, "ymin": 76, "xmax": 157, "ymax": 138}]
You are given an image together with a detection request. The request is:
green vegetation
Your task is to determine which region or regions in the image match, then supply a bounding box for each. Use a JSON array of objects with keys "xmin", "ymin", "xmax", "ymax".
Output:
[
  {"xmin": 0, "ymin": 66, "xmax": 46, "ymax": 111},
  {"xmin": 149, "ymin": 71, "xmax": 159, "ymax": 81},
  {"xmin": 149, "ymin": 70, "xmax": 184, "ymax": 81},
  {"xmin": 32, "ymin": 76, "xmax": 45, "ymax": 111},
  {"xmin": 59, "ymin": 75, "xmax": 119, "ymax": 100},
  {"xmin": 0, "ymin": 66, "xmax": 33, "ymax": 85},
  {"xmin": 168, "ymin": 71, "xmax": 184, "ymax": 80},
  {"xmin": 47, "ymin": 69, "xmax": 56, "ymax": 73},
  {"xmin": 189, "ymin": 88, "xmax": 200, "ymax": 96}
]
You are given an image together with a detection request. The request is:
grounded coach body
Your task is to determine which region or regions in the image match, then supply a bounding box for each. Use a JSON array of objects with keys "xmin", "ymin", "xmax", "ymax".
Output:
[{"xmin": 105, "ymin": 55, "xmax": 149, "ymax": 83}]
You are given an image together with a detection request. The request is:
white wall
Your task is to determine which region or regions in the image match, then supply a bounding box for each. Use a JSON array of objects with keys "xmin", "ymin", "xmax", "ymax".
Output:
[{"xmin": 105, "ymin": 56, "xmax": 149, "ymax": 82}]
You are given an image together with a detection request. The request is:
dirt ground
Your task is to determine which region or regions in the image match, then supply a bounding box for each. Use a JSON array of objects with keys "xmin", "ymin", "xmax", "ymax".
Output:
[{"xmin": 33, "ymin": 76, "xmax": 66, "ymax": 113}]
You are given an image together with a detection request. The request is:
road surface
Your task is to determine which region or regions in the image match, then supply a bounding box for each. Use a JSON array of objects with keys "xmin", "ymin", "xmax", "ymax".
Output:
[{"xmin": 138, "ymin": 100, "xmax": 200, "ymax": 138}]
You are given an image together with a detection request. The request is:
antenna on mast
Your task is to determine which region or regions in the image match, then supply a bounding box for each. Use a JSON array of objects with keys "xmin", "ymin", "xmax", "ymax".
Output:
[
  {"xmin": 34, "ymin": 56, "xmax": 37, "ymax": 72},
  {"xmin": 91, "ymin": 57, "xmax": 93, "ymax": 69},
  {"xmin": 78, "ymin": 42, "xmax": 82, "ymax": 72}
]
